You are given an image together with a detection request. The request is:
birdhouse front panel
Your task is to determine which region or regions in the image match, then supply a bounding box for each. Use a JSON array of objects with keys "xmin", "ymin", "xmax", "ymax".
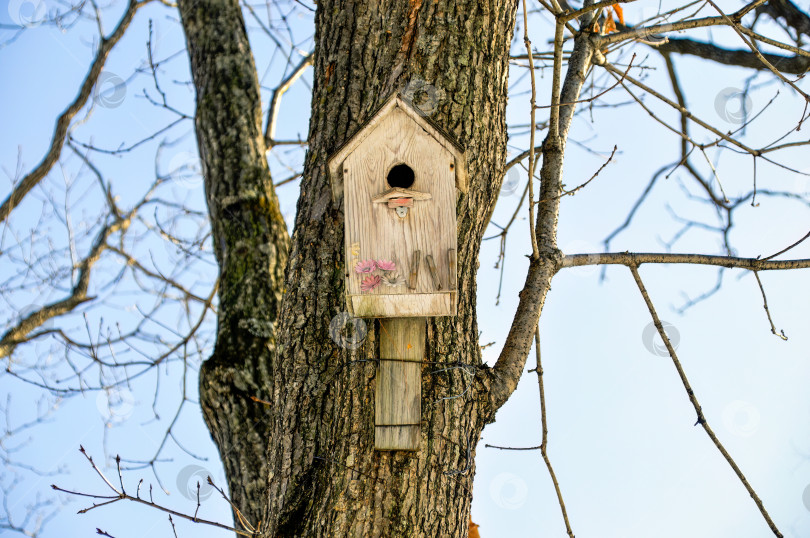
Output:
[{"xmin": 342, "ymin": 107, "xmax": 458, "ymax": 318}]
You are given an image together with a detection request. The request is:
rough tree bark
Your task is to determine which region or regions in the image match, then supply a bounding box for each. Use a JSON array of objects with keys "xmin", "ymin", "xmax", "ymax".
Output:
[
  {"xmin": 178, "ymin": 0, "xmax": 290, "ymax": 528},
  {"xmin": 177, "ymin": 0, "xmax": 583, "ymax": 535},
  {"xmin": 263, "ymin": 0, "xmax": 520, "ymax": 533}
]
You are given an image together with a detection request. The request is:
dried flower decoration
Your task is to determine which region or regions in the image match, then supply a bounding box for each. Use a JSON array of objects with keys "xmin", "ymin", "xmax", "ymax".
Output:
[
  {"xmin": 361, "ymin": 275, "xmax": 381, "ymax": 292},
  {"xmin": 354, "ymin": 259, "xmax": 377, "ymax": 274},
  {"xmin": 376, "ymin": 259, "xmax": 396, "ymax": 271},
  {"xmin": 382, "ymin": 272, "xmax": 405, "ymax": 287}
]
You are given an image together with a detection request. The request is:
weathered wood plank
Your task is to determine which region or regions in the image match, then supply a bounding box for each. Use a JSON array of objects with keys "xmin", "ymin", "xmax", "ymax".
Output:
[
  {"xmin": 375, "ymin": 425, "xmax": 420, "ymax": 451},
  {"xmin": 350, "ymin": 293, "xmax": 452, "ymax": 318},
  {"xmin": 375, "ymin": 318, "xmax": 424, "ymax": 451},
  {"xmin": 408, "ymin": 250, "xmax": 421, "ymax": 290},
  {"xmin": 447, "ymin": 249, "xmax": 457, "ymax": 291},
  {"xmin": 425, "ymin": 254, "xmax": 442, "ymax": 290}
]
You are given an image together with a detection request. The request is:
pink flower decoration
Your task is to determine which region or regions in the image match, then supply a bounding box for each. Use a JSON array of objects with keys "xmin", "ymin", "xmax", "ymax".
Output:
[
  {"xmin": 354, "ymin": 259, "xmax": 377, "ymax": 274},
  {"xmin": 376, "ymin": 259, "xmax": 396, "ymax": 271},
  {"xmin": 360, "ymin": 275, "xmax": 381, "ymax": 292}
]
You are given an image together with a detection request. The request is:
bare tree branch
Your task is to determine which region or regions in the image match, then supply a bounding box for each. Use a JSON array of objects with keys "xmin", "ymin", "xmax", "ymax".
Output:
[
  {"xmin": 656, "ymin": 38, "xmax": 810, "ymax": 74},
  {"xmin": 489, "ymin": 5, "xmax": 596, "ymax": 412},
  {"xmin": 52, "ymin": 447, "xmax": 255, "ymax": 537},
  {"xmin": 0, "ymin": 0, "xmax": 151, "ymax": 225},
  {"xmin": 265, "ymin": 52, "xmax": 313, "ymax": 147},
  {"xmin": 562, "ymin": 252, "xmax": 810, "ymax": 270}
]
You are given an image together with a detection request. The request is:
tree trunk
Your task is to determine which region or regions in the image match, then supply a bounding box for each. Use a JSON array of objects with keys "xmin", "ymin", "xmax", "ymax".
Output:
[
  {"xmin": 178, "ymin": 0, "xmax": 537, "ymax": 535},
  {"xmin": 177, "ymin": 0, "xmax": 290, "ymax": 529},
  {"xmin": 264, "ymin": 1, "xmax": 522, "ymax": 535}
]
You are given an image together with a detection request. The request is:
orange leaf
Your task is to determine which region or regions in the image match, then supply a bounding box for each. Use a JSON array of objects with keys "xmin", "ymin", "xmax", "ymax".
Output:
[
  {"xmin": 612, "ymin": 4, "xmax": 624, "ymax": 25},
  {"xmin": 469, "ymin": 516, "xmax": 481, "ymax": 538},
  {"xmin": 604, "ymin": 14, "xmax": 617, "ymax": 34}
]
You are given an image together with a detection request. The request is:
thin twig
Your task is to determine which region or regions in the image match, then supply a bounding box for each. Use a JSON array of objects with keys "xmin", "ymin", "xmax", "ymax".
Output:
[
  {"xmin": 752, "ymin": 271, "xmax": 788, "ymax": 340},
  {"xmin": 540, "ymin": 145, "xmax": 617, "ymax": 202},
  {"xmin": 705, "ymin": 0, "xmax": 810, "ymax": 124},
  {"xmin": 52, "ymin": 447, "xmax": 255, "ymax": 537},
  {"xmin": 534, "ymin": 327, "xmax": 575, "ymax": 537},
  {"xmin": 761, "ymin": 229, "xmax": 810, "ymax": 261},
  {"xmin": 521, "ymin": 0, "xmax": 540, "ymax": 259},
  {"xmin": 0, "ymin": 0, "xmax": 152, "ymax": 224},
  {"xmin": 628, "ymin": 264, "xmax": 784, "ymax": 538},
  {"xmin": 485, "ymin": 443, "xmax": 541, "ymax": 450}
]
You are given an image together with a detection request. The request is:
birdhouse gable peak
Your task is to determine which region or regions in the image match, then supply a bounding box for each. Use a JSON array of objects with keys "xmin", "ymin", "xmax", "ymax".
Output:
[{"xmin": 327, "ymin": 93, "xmax": 467, "ymax": 201}]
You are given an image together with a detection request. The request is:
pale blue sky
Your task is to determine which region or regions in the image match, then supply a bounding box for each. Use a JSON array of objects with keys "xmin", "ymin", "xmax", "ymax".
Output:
[{"xmin": 1, "ymin": 0, "xmax": 809, "ymax": 537}]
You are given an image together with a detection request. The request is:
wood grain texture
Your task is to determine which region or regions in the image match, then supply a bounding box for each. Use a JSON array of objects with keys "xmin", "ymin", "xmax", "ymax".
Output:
[
  {"xmin": 328, "ymin": 95, "xmax": 467, "ymax": 200},
  {"xmin": 375, "ymin": 318, "xmax": 424, "ymax": 450},
  {"xmin": 447, "ymin": 249, "xmax": 457, "ymax": 291},
  {"xmin": 426, "ymin": 254, "xmax": 442, "ymax": 290},
  {"xmin": 408, "ymin": 250, "xmax": 421, "ymax": 290},
  {"xmin": 342, "ymin": 106, "xmax": 458, "ymax": 317},
  {"xmin": 350, "ymin": 292, "xmax": 451, "ymax": 318}
]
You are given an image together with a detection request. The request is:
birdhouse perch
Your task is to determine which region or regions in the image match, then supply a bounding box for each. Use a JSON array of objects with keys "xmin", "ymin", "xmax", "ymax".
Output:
[{"xmin": 328, "ymin": 93, "xmax": 467, "ymax": 451}]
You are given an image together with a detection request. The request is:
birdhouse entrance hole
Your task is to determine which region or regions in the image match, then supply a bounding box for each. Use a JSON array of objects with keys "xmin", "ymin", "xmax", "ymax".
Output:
[{"xmin": 387, "ymin": 164, "xmax": 415, "ymax": 189}]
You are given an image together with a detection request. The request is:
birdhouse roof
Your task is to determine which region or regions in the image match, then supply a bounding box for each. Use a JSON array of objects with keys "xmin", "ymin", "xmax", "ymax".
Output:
[{"xmin": 327, "ymin": 93, "xmax": 467, "ymax": 201}]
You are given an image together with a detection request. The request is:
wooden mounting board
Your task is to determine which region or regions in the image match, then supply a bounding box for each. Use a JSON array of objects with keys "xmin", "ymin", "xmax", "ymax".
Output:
[{"xmin": 375, "ymin": 318, "xmax": 424, "ymax": 451}]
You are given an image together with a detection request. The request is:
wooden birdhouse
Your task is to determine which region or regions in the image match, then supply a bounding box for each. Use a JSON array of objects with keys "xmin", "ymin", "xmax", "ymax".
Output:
[
  {"xmin": 328, "ymin": 94, "xmax": 467, "ymax": 319},
  {"xmin": 328, "ymin": 93, "xmax": 467, "ymax": 452}
]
